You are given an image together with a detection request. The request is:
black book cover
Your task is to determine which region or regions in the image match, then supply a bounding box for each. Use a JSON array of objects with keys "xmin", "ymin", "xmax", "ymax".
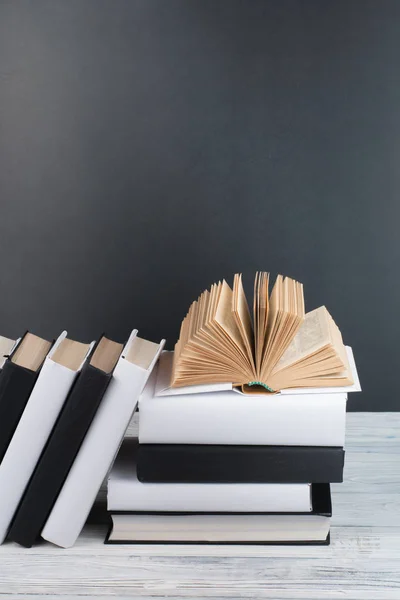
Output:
[
  {"xmin": 0, "ymin": 337, "xmax": 42, "ymax": 464},
  {"xmin": 137, "ymin": 444, "xmax": 345, "ymax": 483},
  {"xmin": 105, "ymin": 483, "xmax": 331, "ymax": 545},
  {"xmin": 8, "ymin": 353, "xmax": 116, "ymax": 547}
]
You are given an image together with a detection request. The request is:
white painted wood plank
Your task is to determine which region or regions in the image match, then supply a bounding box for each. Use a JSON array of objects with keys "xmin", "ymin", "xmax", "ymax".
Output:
[
  {"xmin": 330, "ymin": 492, "xmax": 400, "ymax": 526},
  {"xmin": 0, "ymin": 551, "xmax": 399, "ymax": 598},
  {"xmin": 1, "ymin": 525, "xmax": 400, "ymax": 559},
  {"xmin": 344, "ymin": 413, "xmax": 400, "ymax": 453},
  {"xmin": 339, "ymin": 453, "xmax": 400, "ymax": 491},
  {"xmin": 3, "ymin": 597, "xmax": 397, "ymax": 600}
]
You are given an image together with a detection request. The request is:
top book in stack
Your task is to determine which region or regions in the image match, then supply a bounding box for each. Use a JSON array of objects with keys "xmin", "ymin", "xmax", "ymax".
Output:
[{"xmin": 172, "ymin": 272, "xmax": 353, "ymax": 393}]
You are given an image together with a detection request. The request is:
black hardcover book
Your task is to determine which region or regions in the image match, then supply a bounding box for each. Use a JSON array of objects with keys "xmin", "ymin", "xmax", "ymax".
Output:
[
  {"xmin": 137, "ymin": 444, "xmax": 345, "ymax": 483},
  {"xmin": 0, "ymin": 333, "xmax": 52, "ymax": 464},
  {"xmin": 105, "ymin": 484, "xmax": 332, "ymax": 545},
  {"xmin": 8, "ymin": 335, "xmax": 124, "ymax": 548}
]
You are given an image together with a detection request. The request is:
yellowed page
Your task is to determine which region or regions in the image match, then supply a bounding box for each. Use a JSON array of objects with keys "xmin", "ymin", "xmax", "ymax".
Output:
[
  {"xmin": 11, "ymin": 333, "xmax": 52, "ymax": 372},
  {"xmin": 90, "ymin": 337, "xmax": 123, "ymax": 373},
  {"xmin": 172, "ymin": 276, "xmax": 255, "ymax": 387},
  {"xmin": 252, "ymin": 272, "xmax": 269, "ymax": 376},
  {"xmin": 272, "ymin": 306, "xmax": 331, "ymax": 372},
  {"xmin": 214, "ymin": 280, "xmax": 248, "ymax": 355},
  {"xmin": 126, "ymin": 337, "xmax": 160, "ymax": 369},
  {"xmin": 52, "ymin": 338, "xmax": 90, "ymax": 371},
  {"xmin": 253, "ymin": 272, "xmax": 259, "ymax": 348},
  {"xmin": 258, "ymin": 272, "xmax": 269, "ymax": 372},
  {"xmin": 266, "ymin": 279, "xmax": 303, "ymax": 368},
  {"xmin": 263, "ymin": 274, "xmax": 282, "ymax": 357},
  {"xmin": 233, "ymin": 274, "xmax": 255, "ymax": 370}
]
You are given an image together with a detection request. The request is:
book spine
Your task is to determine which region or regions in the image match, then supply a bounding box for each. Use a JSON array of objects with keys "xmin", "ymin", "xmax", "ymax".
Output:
[
  {"xmin": 139, "ymin": 395, "xmax": 347, "ymax": 446},
  {"xmin": 137, "ymin": 445, "xmax": 345, "ymax": 483},
  {"xmin": 0, "ymin": 361, "xmax": 38, "ymax": 463}
]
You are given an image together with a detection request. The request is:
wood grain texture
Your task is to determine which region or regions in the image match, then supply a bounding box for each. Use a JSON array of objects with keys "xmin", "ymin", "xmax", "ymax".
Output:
[{"xmin": 0, "ymin": 412, "xmax": 399, "ymax": 599}]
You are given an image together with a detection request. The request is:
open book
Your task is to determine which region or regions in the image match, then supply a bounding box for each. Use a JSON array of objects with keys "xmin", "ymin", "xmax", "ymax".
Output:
[{"xmin": 171, "ymin": 272, "xmax": 353, "ymax": 393}]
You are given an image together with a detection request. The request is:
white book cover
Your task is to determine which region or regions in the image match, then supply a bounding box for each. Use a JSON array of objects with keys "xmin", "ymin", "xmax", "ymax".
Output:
[
  {"xmin": 42, "ymin": 330, "xmax": 165, "ymax": 549},
  {"xmin": 139, "ymin": 367, "xmax": 349, "ymax": 447},
  {"xmin": 0, "ymin": 332, "xmax": 94, "ymax": 544},
  {"xmin": 0, "ymin": 336, "xmax": 19, "ymax": 369},
  {"xmin": 107, "ymin": 437, "xmax": 312, "ymax": 513}
]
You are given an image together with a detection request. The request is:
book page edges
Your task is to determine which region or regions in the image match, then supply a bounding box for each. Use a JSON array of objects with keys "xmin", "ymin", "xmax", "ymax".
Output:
[
  {"xmin": 155, "ymin": 346, "xmax": 360, "ymax": 397},
  {"xmin": 155, "ymin": 351, "xmax": 233, "ymax": 397},
  {"xmin": 10, "ymin": 333, "xmax": 52, "ymax": 372},
  {"xmin": 279, "ymin": 345, "xmax": 361, "ymax": 395},
  {"xmin": 90, "ymin": 337, "xmax": 124, "ymax": 374},
  {"xmin": 123, "ymin": 331, "xmax": 165, "ymax": 372},
  {"xmin": 48, "ymin": 332, "xmax": 95, "ymax": 372},
  {"xmin": 47, "ymin": 331, "xmax": 68, "ymax": 358}
]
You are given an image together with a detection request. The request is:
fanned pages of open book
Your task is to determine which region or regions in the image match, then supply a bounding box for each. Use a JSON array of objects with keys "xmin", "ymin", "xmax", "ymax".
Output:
[{"xmin": 171, "ymin": 272, "xmax": 354, "ymax": 393}]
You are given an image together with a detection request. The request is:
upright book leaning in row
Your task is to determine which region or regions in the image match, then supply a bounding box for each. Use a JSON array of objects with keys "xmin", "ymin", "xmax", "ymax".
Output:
[
  {"xmin": 42, "ymin": 330, "xmax": 165, "ymax": 548},
  {"xmin": 8, "ymin": 334, "xmax": 124, "ymax": 548},
  {"xmin": 0, "ymin": 332, "xmax": 94, "ymax": 544},
  {"xmin": 0, "ymin": 332, "xmax": 52, "ymax": 463}
]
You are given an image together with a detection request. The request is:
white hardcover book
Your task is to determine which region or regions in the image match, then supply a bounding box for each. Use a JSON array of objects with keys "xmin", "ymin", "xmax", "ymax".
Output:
[
  {"xmin": 107, "ymin": 513, "xmax": 330, "ymax": 544},
  {"xmin": 107, "ymin": 437, "xmax": 312, "ymax": 513},
  {"xmin": 0, "ymin": 336, "xmax": 18, "ymax": 369},
  {"xmin": 42, "ymin": 331, "xmax": 165, "ymax": 549},
  {"xmin": 0, "ymin": 332, "xmax": 94, "ymax": 544},
  {"xmin": 139, "ymin": 365, "xmax": 349, "ymax": 447}
]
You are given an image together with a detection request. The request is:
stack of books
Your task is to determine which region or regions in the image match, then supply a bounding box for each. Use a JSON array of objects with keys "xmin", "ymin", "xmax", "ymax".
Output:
[
  {"xmin": 0, "ymin": 271, "xmax": 361, "ymax": 548},
  {"xmin": 106, "ymin": 273, "xmax": 361, "ymax": 545},
  {"xmin": 0, "ymin": 330, "xmax": 165, "ymax": 548}
]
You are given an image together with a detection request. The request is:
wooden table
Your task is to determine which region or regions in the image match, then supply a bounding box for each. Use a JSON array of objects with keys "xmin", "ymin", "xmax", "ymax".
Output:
[{"xmin": 0, "ymin": 412, "xmax": 399, "ymax": 599}]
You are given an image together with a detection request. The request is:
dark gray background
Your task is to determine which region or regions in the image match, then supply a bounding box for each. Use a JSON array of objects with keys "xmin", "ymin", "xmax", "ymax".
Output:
[{"xmin": 0, "ymin": 0, "xmax": 399, "ymax": 411}]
